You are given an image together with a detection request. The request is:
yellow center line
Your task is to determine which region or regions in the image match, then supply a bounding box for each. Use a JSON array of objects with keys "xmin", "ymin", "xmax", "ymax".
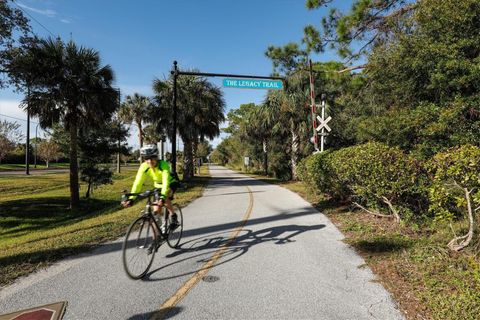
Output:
[{"xmin": 152, "ymin": 186, "xmax": 254, "ymax": 320}]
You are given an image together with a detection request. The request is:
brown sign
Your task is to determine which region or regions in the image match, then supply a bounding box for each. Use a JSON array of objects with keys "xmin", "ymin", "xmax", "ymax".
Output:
[{"xmin": 0, "ymin": 302, "xmax": 67, "ymax": 320}]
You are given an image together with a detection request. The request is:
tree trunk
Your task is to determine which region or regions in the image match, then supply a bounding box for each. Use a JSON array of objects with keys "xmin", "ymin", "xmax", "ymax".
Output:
[
  {"xmin": 46, "ymin": 160, "xmax": 49, "ymax": 168},
  {"xmin": 193, "ymin": 138, "xmax": 198, "ymax": 175},
  {"xmin": 116, "ymin": 138, "xmax": 121, "ymax": 174},
  {"xmin": 290, "ymin": 126, "xmax": 300, "ymax": 180},
  {"xmin": 263, "ymin": 139, "xmax": 268, "ymax": 176},
  {"xmin": 448, "ymin": 188, "xmax": 476, "ymax": 251},
  {"xmin": 183, "ymin": 139, "xmax": 194, "ymax": 181},
  {"xmin": 382, "ymin": 196, "xmax": 401, "ymax": 223},
  {"xmin": 137, "ymin": 120, "xmax": 143, "ymax": 163},
  {"xmin": 85, "ymin": 180, "xmax": 91, "ymax": 198},
  {"xmin": 117, "ymin": 152, "xmax": 120, "ymax": 173},
  {"xmin": 69, "ymin": 116, "xmax": 80, "ymax": 210}
]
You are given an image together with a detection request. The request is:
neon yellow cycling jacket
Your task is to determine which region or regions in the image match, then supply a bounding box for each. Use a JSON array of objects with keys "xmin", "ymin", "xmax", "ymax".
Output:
[{"xmin": 129, "ymin": 160, "xmax": 175, "ymax": 200}]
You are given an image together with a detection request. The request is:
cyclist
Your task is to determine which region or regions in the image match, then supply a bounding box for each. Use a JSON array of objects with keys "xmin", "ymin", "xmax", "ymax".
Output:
[{"xmin": 121, "ymin": 144, "xmax": 180, "ymax": 233}]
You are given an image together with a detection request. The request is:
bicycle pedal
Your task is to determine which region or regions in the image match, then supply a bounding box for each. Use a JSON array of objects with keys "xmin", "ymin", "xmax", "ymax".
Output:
[{"xmin": 147, "ymin": 244, "xmax": 155, "ymax": 255}]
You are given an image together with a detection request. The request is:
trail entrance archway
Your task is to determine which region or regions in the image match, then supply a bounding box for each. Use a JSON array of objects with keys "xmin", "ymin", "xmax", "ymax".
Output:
[{"xmin": 169, "ymin": 61, "xmax": 285, "ymax": 175}]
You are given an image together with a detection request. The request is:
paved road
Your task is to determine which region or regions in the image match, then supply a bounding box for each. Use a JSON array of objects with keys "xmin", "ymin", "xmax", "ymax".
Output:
[{"xmin": 0, "ymin": 165, "xmax": 404, "ymax": 320}]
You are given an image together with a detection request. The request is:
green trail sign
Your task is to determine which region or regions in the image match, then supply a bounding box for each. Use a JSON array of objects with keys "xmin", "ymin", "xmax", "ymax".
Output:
[{"xmin": 223, "ymin": 78, "xmax": 283, "ymax": 90}]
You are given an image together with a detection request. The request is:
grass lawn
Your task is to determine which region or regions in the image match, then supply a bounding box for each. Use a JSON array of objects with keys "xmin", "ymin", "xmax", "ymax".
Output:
[
  {"xmin": 242, "ymin": 170, "xmax": 480, "ymax": 320},
  {"xmin": 0, "ymin": 165, "xmax": 210, "ymax": 287},
  {"xmin": 0, "ymin": 163, "xmax": 69, "ymax": 171}
]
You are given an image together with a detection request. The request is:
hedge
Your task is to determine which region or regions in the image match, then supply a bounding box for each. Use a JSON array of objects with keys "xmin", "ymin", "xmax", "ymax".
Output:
[{"xmin": 299, "ymin": 142, "xmax": 429, "ymax": 221}]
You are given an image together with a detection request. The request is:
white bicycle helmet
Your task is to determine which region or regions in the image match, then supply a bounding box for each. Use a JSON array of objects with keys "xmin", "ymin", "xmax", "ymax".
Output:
[{"xmin": 140, "ymin": 144, "xmax": 158, "ymax": 158}]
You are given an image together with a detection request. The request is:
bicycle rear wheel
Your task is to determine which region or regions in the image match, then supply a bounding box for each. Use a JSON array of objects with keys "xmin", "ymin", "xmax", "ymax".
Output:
[
  {"xmin": 167, "ymin": 204, "xmax": 183, "ymax": 248},
  {"xmin": 122, "ymin": 216, "xmax": 156, "ymax": 279}
]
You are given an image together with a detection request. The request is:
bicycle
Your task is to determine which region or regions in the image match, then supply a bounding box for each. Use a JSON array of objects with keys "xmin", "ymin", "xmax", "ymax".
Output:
[{"xmin": 121, "ymin": 189, "xmax": 183, "ymax": 279}]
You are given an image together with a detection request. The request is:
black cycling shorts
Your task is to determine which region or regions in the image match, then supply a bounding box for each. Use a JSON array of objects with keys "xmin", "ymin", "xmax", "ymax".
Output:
[
  {"xmin": 156, "ymin": 182, "xmax": 179, "ymax": 201},
  {"xmin": 170, "ymin": 181, "xmax": 180, "ymax": 192}
]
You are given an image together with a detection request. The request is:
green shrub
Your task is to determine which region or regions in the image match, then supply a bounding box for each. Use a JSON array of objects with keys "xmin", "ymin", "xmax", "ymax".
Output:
[
  {"xmin": 299, "ymin": 142, "xmax": 429, "ymax": 221},
  {"xmin": 427, "ymin": 145, "xmax": 480, "ymax": 250},
  {"xmin": 298, "ymin": 151, "xmax": 349, "ymax": 199},
  {"xmin": 428, "ymin": 145, "xmax": 480, "ymax": 221},
  {"xmin": 332, "ymin": 142, "xmax": 428, "ymax": 220}
]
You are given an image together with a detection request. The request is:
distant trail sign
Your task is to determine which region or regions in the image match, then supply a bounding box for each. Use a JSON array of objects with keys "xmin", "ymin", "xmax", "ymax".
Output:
[{"xmin": 223, "ymin": 78, "xmax": 283, "ymax": 90}]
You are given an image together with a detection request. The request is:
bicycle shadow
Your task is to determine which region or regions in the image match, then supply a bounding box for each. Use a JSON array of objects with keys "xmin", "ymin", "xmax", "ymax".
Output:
[{"xmin": 143, "ymin": 223, "xmax": 325, "ymax": 282}]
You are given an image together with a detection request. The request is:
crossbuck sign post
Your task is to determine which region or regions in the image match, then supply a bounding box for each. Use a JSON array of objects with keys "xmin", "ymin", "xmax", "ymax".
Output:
[
  {"xmin": 309, "ymin": 60, "xmax": 333, "ymax": 153},
  {"xmin": 316, "ymin": 99, "xmax": 332, "ymax": 152}
]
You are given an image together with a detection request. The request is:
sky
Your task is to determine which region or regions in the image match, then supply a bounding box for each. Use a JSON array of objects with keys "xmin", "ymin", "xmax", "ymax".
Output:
[{"xmin": 0, "ymin": 0, "xmax": 353, "ymax": 151}]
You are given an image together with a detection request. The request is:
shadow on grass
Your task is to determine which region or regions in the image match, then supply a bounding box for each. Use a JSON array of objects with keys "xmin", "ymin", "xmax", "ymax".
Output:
[
  {"xmin": 0, "ymin": 243, "xmax": 97, "ymax": 286},
  {"xmin": 0, "ymin": 197, "xmax": 118, "ymax": 238},
  {"xmin": 351, "ymin": 236, "xmax": 413, "ymax": 254},
  {"xmin": 309, "ymin": 197, "xmax": 352, "ymax": 216}
]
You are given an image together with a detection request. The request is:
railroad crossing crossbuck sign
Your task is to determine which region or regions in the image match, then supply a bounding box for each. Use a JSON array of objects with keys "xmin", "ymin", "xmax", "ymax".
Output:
[{"xmin": 316, "ymin": 115, "xmax": 332, "ymax": 133}]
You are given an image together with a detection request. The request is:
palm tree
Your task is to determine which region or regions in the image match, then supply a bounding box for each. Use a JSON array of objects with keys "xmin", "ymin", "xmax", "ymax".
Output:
[
  {"xmin": 265, "ymin": 71, "xmax": 311, "ymax": 180},
  {"xmin": 189, "ymin": 78, "xmax": 225, "ymax": 178},
  {"xmin": 242, "ymin": 105, "xmax": 275, "ymax": 175},
  {"xmin": 118, "ymin": 93, "xmax": 152, "ymax": 160},
  {"xmin": 152, "ymin": 74, "xmax": 225, "ymax": 180},
  {"xmin": 16, "ymin": 38, "xmax": 118, "ymax": 209}
]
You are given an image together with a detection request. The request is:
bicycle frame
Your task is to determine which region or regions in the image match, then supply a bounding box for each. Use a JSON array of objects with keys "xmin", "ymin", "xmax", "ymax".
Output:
[{"xmin": 123, "ymin": 189, "xmax": 171, "ymax": 240}]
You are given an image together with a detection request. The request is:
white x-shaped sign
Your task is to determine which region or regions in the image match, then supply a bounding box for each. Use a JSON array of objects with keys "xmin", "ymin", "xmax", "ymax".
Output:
[{"xmin": 316, "ymin": 115, "xmax": 332, "ymax": 132}]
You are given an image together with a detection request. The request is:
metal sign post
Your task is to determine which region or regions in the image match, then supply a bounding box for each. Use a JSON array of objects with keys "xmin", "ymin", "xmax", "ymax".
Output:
[
  {"xmin": 320, "ymin": 100, "xmax": 326, "ymax": 152},
  {"xmin": 171, "ymin": 61, "xmax": 178, "ymax": 175},
  {"xmin": 315, "ymin": 97, "xmax": 332, "ymax": 152}
]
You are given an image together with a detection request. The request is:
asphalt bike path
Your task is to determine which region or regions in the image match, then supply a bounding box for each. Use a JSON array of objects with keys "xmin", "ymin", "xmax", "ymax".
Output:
[{"xmin": 0, "ymin": 165, "xmax": 404, "ymax": 319}]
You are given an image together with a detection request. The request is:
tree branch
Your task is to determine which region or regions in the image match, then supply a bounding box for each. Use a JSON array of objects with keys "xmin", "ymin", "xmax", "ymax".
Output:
[
  {"xmin": 381, "ymin": 196, "xmax": 401, "ymax": 223},
  {"xmin": 353, "ymin": 202, "xmax": 394, "ymax": 219},
  {"xmin": 452, "ymin": 180, "xmax": 464, "ymax": 191},
  {"xmin": 447, "ymin": 188, "xmax": 476, "ymax": 252},
  {"xmin": 337, "ymin": 64, "xmax": 366, "ymax": 73}
]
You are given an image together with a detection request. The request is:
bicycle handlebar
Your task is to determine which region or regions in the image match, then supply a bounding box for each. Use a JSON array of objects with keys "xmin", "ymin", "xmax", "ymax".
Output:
[{"xmin": 122, "ymin": 188, "xmax": 160, "ymax": 200}]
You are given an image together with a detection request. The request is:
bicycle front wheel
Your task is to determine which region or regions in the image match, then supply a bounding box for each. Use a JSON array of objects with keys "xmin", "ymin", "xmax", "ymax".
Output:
[
  {"xmin": 167, "ymin": 204, "xmax": 183, "ymax": 248},
  {"xmin": 122, "ymin": 216, "xmax": 156, "ymax": 279}
]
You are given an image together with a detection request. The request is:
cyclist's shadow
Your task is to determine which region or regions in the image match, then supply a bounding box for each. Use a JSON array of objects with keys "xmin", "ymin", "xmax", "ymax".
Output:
[{"xmin": 144, "ymin": 223, "xmax": 325, "ymax": 281}]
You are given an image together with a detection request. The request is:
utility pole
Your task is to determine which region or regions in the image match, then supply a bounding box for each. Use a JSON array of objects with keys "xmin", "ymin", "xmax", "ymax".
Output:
[
  {"xmin": 309, "ymin": 59, "xmax": 319, "ymax": 152},
  {"xmin": 25, "ymin": 86, "xmax": 30, "ymax": 175},
  {"xmin": 320, "ymin": 95, "xmax": 326, "ymax": 152},
  {"xmin": 116, "ymin": 89, "xmax": 121, "ymax": 173},
  {"xmin": 160, "ymin": 135, "xmax": 165, "ymax": 160},
  {"xmin": 34, "ymin": 123, "xmax": 39, "ymax": 168},
  {"xmin": 171, "ymin": 61, "xmax": 178, "ymax": 175}
]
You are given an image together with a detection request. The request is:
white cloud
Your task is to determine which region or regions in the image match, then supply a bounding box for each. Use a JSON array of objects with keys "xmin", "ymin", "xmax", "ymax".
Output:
[
  {"xmin": 60, "ymin": 19, "xmax": 71, "ymax": 24},
  {"xmin": 17, "ymin": 3, "xmax": 57, "ymax": 18},
  {"xmin": 0, "ymin": 100, "xmax": 45, "ymax": 138},
  {"xmin": 0, "ymin": 100, "xmax": 27, "ymax": 121}
]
